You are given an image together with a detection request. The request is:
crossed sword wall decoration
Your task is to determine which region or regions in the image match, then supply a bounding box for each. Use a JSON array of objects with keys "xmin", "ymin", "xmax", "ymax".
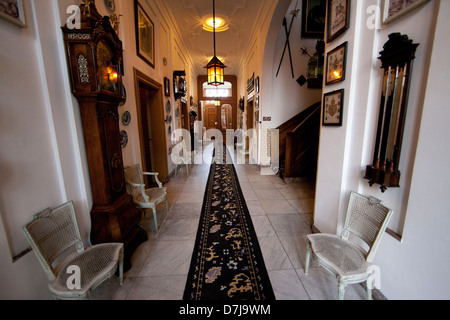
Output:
[{"xmin": 276, "ymin": 1, "xmax": 300, "ymax": 78}]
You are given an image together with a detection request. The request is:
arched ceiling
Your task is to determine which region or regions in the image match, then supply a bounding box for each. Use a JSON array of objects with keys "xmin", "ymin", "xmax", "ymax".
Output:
[{"xmin": 160, "ymin": 0, "xmax": 276, "ymax": 77}]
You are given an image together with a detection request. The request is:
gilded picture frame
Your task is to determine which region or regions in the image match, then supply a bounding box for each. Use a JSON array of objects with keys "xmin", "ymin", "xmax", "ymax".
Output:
[
  {"xmin": 325, "ymin": 41, "xmax": 347, "ymax": 85},
  {"xmin": 323, "ymin": 89, "xmax": 344, "ymax": 126},
  {"xmin": 382, "ymin": 0, "xmax": 431, "ymax": 24},
  {"xmin": 0, "ymin": 0, "xmax": 26, "ymax": 27},
  {"xmin": 326, "ymin": 0, "xmax": 350, "ymax": 42},
  {"xmin": 135, "ymin": 0, "xmax": 155, "ymax": 69}
]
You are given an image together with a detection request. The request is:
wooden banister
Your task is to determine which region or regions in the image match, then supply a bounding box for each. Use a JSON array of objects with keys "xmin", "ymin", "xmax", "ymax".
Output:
[{"xmin": 277, "ymin": 102, "xmax": 321, "ymax": 181}]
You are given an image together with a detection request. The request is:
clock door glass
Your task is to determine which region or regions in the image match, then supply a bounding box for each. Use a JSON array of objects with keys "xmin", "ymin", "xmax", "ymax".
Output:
[{"xmin": 97, "ymin": 41, "xmax": 119, "ymax": 94}]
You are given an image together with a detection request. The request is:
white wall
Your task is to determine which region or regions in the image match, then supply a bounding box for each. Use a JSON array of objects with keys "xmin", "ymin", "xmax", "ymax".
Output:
[
  {"xmin": 314, "ymin": 0, "xmax": 450, "ymax": 299},
  {"xmin": 241, "ymin": 0, "xmax": 323, "ymax": 165},
  {"xmin": 269, "ymin": 0, "xmax": 322, "ymax": 128},
  {"xmin": 0, "ymin": 0, "xmax": 196, "ymax": 299}
]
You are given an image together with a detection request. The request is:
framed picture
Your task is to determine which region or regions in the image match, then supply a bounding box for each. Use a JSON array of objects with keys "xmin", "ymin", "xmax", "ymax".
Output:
[
  {"xmin": 326, "ymin": 0, "xmax": 350, "ymax": 42},
  {"xmin": 382, "ymin": 0, "xmax": 430, "ymax": 24},
  {"xmin": 323, "ymin": 89, "xmax": 344, "ymax": 126},
  {"xmin": 325, "ymin": 42, "xmax": 347, "ymax": 85},
  {"xmin": 0, "ymin": 0, "xmax": 26, "ymax": 27},
  {"xmin": 301, "ymin": 0, "xmax": 326, "ymax": 38},
  {"xmin": 164, "ymin": 77, "xmax": 170, "ymax": 97},
  {"xmin": 255, "ymin": 76, "xmax": 260, "ymax": 93},
  {"xmin": 135, "ymin": 0, "xmax": 155, "ymax": 68}
]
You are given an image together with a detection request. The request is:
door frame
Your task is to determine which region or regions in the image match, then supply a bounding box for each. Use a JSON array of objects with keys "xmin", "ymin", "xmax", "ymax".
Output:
[{"xmin": 133, "ymin": 68, "xmax": 168, "ymax": 182}]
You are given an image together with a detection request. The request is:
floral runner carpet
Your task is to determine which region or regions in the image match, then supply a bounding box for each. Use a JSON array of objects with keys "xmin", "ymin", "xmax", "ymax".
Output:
[{"xmin": 183, "ymin": 144, "xmax": 275, "ymax": 300}]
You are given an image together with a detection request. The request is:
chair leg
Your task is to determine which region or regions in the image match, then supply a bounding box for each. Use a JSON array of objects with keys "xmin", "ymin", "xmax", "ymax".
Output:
[
  {"xmin": 305, "ymin": 241, "xmax": 311, "ymax": 276},
  {"xmin": 119, "ymin": 246, "xmax": 124, "ymax": 286},
  {"xmin": 165, "ymin": 197, "xmax": 169, "ymax": 215},
  {"xmin": 366, "ymin": 279, "xmax": 373, "ymax": 300},
  {"xmin": 152, "ymin": 207, "xmax": 158, "ymax": 232},
  {"xmin": 338, "ymin": 278, "xmax": 347, "ymax": 300}
]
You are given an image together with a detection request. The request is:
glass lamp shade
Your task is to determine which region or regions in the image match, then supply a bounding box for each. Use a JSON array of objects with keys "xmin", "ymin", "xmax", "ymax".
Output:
[{"xmin": 206, "ymin": 56, "xmax": 226, "ymax": 86}]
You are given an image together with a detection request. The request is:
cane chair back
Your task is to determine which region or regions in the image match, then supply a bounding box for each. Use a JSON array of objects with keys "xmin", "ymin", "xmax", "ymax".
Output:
[
  {"xmin": 22, "ymin": 202, "xmax": 84, "ymax": 281},
  {"xmin": 23, "ymin": 201, "xmax": 124, "ymax": 299},
  {"xmin": 124, "ymin": 164, "xmax": 168, "ymax": 231},
  {"xmin": 304, "ymin": 192, "xmax": 393, "ymax": 300},
  {"xmin": 342, "ymin": 192, "xmax": 392, "ymax": 262}
]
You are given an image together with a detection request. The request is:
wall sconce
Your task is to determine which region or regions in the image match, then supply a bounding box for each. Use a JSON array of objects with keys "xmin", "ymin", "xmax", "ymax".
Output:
[{"xmin": 300, "ymin": 39, "xmax": 325, "ymax": 89}]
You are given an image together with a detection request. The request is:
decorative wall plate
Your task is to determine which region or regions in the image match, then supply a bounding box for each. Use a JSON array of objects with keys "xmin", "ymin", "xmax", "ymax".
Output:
[
  {"xmin": 104, "ymin": 0, "xmax": 116, "ymax": 12},
  {"xmin": 122, "ymin": 111, "xmax": 131, "ymax": 126},
  {"xmin": 166, "ymin": 100, "xmax": 171, "ymax": 114},
  {"xmin": 119, "ymin": 86, "xmax": 127, "ymax": 106},
  {"xmin": 168, "ymin": 125, "xmax": 172, "ymax": 135},
  {"xmin": 120, "ymin": 130, "xmax": 128, "ymax": 148}
]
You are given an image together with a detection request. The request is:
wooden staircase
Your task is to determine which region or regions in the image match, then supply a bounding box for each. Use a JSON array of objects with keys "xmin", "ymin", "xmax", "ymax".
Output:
[{"xmin": 277, "ymin": 102, "xmax": 321, "ymax": 182}]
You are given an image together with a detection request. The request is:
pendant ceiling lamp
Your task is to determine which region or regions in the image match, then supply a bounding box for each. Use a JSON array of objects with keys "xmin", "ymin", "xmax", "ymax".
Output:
[{"xmin": 205, "ymin": 0, "xmax": 226, "ymax": 86}]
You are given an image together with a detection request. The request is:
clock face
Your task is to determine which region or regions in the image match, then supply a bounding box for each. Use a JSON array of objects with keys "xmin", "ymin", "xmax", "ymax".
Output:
[{"xmin": 97, "ymin": 41, "xmax": 119, "ymax": 94}]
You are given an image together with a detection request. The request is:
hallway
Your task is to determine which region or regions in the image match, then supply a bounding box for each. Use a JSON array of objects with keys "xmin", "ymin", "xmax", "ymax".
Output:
[{"xmin": 89, "ymin": 143, "xmax": 367, "ymax": 300}]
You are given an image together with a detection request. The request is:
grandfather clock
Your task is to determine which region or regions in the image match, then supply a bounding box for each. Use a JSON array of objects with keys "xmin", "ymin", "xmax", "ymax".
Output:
[{"xmin": 62, "ymin": 2, "xmax": 147, "ymax": 270}]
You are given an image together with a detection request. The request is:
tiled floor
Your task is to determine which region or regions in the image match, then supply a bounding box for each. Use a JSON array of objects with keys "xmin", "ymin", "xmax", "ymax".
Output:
[{"xmin": 91, "ymin": 143, "xmax": 367, "ymax": 300}]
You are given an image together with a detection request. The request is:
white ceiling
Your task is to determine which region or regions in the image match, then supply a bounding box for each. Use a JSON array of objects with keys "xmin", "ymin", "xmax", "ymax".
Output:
[{"xmin": 160, "ymin": 0, "xmax": 275, "ymax": 76}]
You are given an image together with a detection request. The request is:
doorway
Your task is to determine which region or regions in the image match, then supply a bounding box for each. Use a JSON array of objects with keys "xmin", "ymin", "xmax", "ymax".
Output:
[
  {"xmin": 134, "ymin": 68, "xmax": 168, "ymax": 184},
  {"xmin": 205, "ymin": 103, "xmax": 218, "ymax": 131},
  {"xmin": 246, "ymin": 99, "xmax": 254, "ymax": 155}
]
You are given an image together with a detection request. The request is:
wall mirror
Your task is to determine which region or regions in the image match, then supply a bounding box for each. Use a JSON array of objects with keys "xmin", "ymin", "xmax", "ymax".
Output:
[{"xmin": 364, "ymin": 33, "xmax": 419, "ymax": 192}]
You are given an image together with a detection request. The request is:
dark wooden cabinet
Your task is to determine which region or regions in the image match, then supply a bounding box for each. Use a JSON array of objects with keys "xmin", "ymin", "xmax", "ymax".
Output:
[{"xmin": 62, "ymin": 3, "xmax": 147, "ymax": 270}]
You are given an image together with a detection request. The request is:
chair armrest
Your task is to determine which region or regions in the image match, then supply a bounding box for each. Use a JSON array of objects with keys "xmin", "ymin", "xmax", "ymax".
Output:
[
  {"xmin": 126, "ymin": 181, "xmax": 145, "ymax": 188},
  {"xmin": 142, "ymin": 172, "xmax": 162, "ymax": 188},
  {"xmin": 142, "ymin": 172, "xmax": 159, "ymax": 176}
]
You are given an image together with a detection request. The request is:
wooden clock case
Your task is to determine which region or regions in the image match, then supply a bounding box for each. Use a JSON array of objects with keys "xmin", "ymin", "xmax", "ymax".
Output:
[{"xmin": 62, "ymin": 2, "xmax": 147, "ymax": 270}]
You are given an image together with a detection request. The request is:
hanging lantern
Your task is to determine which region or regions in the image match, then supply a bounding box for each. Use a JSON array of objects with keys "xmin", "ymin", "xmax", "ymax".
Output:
[
  {"xmin": 206, "ymin": 56, "xmax": 226, "ymax": 86},
  {"xmin": 205, "ymin": 0, "xmax": 226, "ymax": 86}
]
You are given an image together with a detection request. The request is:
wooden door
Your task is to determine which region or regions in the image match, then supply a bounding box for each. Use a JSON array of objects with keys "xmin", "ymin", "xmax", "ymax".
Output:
[
  {"xmin": 135, "ymin": 70, "xmax": 168, "ymax": 183},
  {"xmin": 138, "ymin": 84, "xmax": 156, "ymax": 186},
  {"xmin": 206, "ymin": 106, "xmax": 218, "ymax": 130}
]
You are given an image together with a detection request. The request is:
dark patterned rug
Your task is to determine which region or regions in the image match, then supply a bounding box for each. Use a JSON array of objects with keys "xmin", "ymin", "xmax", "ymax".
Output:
[{"xmin": 183, "ymin": 144, "xmax": 275, "ymax": 300}]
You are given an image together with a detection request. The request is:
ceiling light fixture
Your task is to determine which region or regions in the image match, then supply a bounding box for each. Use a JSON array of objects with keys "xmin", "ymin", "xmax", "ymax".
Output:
[
  {"xmin": 203, "ymin": 16, "xmax": 228, "ymax": 32},
  {"xmin": 205, "ymin": 0, "xmax": 226, "ymax": 86}
]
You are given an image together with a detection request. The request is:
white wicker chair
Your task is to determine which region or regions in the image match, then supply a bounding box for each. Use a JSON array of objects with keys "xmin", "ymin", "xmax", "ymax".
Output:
[
  {"xmin": 22, "ymin": 201, "xmax": 124, "ymax": 300},
  {"xmin": 124, "ymin": 164, "xmax": 168, "ymax": 232},
  {"xmin": 305, "ymin": 191, "xmax": 393, "ymax": 300},
  {"xmin": 173, "ymin": 139, "xmax": 191, "ymax": 177}
]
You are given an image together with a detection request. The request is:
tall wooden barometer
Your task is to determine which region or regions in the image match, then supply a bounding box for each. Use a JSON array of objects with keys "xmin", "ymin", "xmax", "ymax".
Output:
[{"xmin": 62, "ymin": 2, "xmax": 147, "ymax": 270}]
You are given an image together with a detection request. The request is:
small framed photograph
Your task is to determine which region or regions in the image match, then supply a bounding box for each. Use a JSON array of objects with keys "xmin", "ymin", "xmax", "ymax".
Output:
[
  {"xmin": 382, "ymin": 0, "xmax": 430, "ymax": 24},
  {"xmin": 164, "ymin": 77, "xmax": 170, "ymax": 97},
  {"xmin": 326, "ymin": 0, "xmax": 350, "ymax": 43},
  {"xmin": 323, "ymin": 89, "xmax": 344, "ymax": 126},
  {"xmin": 135, "ymin": 0, "xmax": 155, "ymax": 68},
  {"xmin": 255, "ymin": 76, "xmax": 260, "ymax": 93},
  {"xmin": 301, "ymin": 0, "xmax": 326, "ymax": 38},
  {"xmin": 0, "ymin": 0, "xmax": 26, "ymax": 27},
  {"xmin": 325, "ymin": 42, "xmax": 347, "ymax": 85}
]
